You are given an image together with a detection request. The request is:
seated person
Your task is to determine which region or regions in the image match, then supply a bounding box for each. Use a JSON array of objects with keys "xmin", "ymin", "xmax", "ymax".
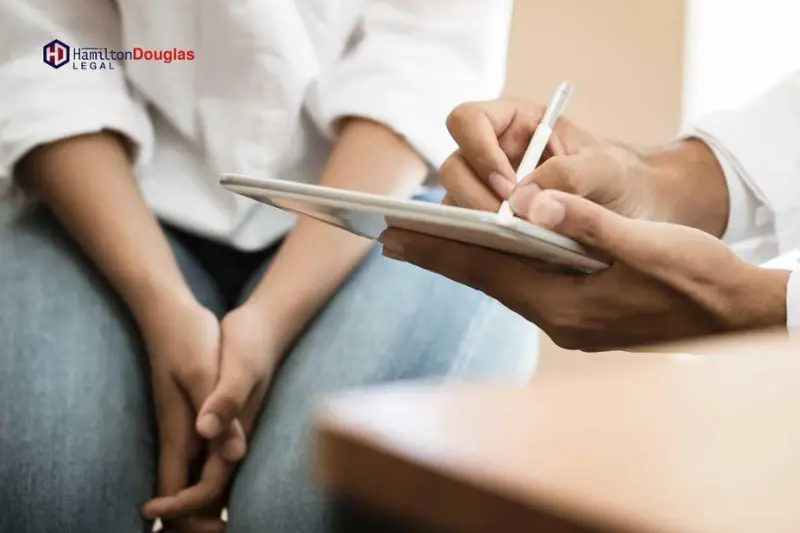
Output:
[
  {"xmin": 0, "ymin": 1, "xmax": 535, "ymax": 532},
  {"xmin": 383, "ymin": 72, "xmax": 800, "ymax": 349}
]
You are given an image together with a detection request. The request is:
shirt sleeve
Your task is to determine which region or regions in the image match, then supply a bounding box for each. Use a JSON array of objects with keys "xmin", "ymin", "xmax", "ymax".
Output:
[
  {"xmin": 678, "ymin": 130, "xmax": 778, "ymax": 263},
  {"xmin": 760, "ymin": 251, "xmax": 800, "ymax": 333},
  {"xmin": 305, "ymin": 0, "xmax": 513, "ymax": 168},
  {"xmin": 790, "ymin": 271, "xmax": 800, "ymax": 333},
  {"xmin": 678, "ymin": 71, "xmax": 800, "ymax": 265},
  {"xmin": 0, "ymin": 0, "xmax": 153, "ymax": 190}
]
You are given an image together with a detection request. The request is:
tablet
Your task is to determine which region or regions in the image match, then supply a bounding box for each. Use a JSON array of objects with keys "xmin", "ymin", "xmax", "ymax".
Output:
[{"xmin": 219, "ymin": 174, "xmax": 609, "ymax": 273}]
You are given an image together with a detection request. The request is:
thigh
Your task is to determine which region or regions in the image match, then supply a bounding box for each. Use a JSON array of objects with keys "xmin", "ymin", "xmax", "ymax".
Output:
[
  {"xmin": 0, "ymin": 205, "xmax": 224, "ymax": 533},
  {"xmin": 227, "ymin": 246, "xmax": 538, "ymax": 533}
]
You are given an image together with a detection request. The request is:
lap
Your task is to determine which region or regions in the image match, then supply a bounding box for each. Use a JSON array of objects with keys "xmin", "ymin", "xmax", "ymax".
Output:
[
  {"xmin": 228, "ymin": 246, "xmax": 538, "ymax": 532},
  {"xmin": 0, "ymin": 204, "xmax": 224, "ymax": 532}
]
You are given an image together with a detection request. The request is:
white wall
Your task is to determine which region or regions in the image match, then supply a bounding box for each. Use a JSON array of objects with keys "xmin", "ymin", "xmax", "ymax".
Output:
[{"xmin": 683, "ymin": 0, "xmax": 800, "ymax": 121}]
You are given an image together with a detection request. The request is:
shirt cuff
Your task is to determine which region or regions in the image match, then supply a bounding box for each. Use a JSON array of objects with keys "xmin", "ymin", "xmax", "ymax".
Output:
[
  {"xmin": 760, "ymin": 250, "xmax": 800, "ymax": 332},
  {"xmin": 678, "ymin": 131, "xmax": 767, "ymax": 245},
  {"xmin": 789, "ymin": 269, "xmax": 800, "ymax": 333}
]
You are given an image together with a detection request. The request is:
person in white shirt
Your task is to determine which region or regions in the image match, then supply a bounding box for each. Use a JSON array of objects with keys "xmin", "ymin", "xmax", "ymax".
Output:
[
  {"xmin": 381, "ymin": 72, "xmax": 800, "ymax": 349},
  {"xmin": 0, "ymin": 1, "xmax": 537, "ymax": 532}
]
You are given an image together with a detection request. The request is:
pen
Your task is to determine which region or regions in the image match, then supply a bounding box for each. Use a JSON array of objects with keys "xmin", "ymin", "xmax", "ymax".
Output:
[{"xmin": 496, "ymin": 81, "xmax": 574, "ymax": 220}]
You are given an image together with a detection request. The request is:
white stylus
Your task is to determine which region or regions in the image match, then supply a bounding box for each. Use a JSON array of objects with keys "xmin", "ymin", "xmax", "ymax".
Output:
[{"xmin": 496, "ymin": 81, "xmax": 574, "ymax": 220}]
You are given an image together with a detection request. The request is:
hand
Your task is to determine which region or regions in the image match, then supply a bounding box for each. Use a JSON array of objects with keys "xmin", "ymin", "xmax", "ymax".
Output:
[
  {"xmin": 441, "ymin": 98, "xmax": 730, "ymax": 236},
  {"xmin": 136, "ymin": 295, "xmax": 240, "ymax": 532},
  {"xmin": 143, "ymin": 303, "xmax": 278, "ymax": 520},
  {"xmin": 439, "ymin": 97, "xmax": 602, "ymax": 211},
  {"xmin": 381, "ymin": 190, "xmax": 790, "ymax": 351}
]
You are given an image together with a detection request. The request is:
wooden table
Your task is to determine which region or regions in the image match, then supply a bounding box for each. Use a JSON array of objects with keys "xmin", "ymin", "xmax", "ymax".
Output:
[{"xmin": 315, "ymin": 330, "xmax": 800, "ymax": 533}]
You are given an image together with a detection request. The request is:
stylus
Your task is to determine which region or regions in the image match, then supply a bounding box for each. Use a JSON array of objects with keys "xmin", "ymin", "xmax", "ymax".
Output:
[{"xmin": 496, "ymin": 81, "xmax": 574, "ymax": 220}]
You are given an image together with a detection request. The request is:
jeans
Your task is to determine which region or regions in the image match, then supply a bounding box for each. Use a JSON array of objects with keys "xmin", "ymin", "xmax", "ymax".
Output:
[{"xmin": 0, "ymin": 201, "xmax": 538, "ymax": 533}]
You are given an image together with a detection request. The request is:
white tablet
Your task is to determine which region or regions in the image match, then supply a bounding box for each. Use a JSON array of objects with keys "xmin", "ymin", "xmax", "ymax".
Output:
[{"xmin": 219, "ymin": 174, "xmax": 609, "ymax": 273}]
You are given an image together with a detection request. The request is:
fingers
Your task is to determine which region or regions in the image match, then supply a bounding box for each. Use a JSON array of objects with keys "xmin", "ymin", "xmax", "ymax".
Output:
[
  {"xmin": 523, "ymin": 190, "xmax": 715, "ymax": 282},
  {"xmin": 380, "ymin": 229, "xmax": 555, "ymax": 314},
  {"xmin": 143, "ymin": 451, "xmax": 232, "ymax": 521},
  {"xmin": 217, "ymin": 418, "xmax": 248, "ymax": 462},
  {"xmin": 161, "ymin": 516, "xmax": 226, "ymax": 533},
  {"xmin": 197, "ymin": 365, "xmax": 259, "ymax": 441},
  {"xmin": 524, "ymin": 189, "xmax": 638, "ymax": 254},
  {"xmin": 439, "ymin": 152, "xmax": 505, "ymax": 211},
  {"xmin": 196, "ymin": 320, "xmax": 264, "ymax": 444},
  {"xmin": 446, "ymin": 100, "xmax": 522, "ymax": 181},
  {"xmin": 509, "ymin": 147, "xmax": 630, "ymax": 218},
  {"xmin": 153, "ymin": 380, "xmax": 196, "ymax": 499}
]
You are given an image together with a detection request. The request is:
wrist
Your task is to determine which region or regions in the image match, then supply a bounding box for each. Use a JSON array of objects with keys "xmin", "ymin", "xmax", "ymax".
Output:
[
  {"xmin": 125, "ymin": 276, "xmax": 198, "ymax": 331},
  {"xmin": 725, "ymin": 266, "xmax": 790, "ymax": 331},
  {"xmin": 228, "ymin": 300, "xmax": 291, "ymax": 362},
  {"xmin": 240, "ymin": 295, "xmax": 295, "ymax": 354},
  {"xmin": 642, "ymin": 139, "xmax": 730, "ymax": 237}
]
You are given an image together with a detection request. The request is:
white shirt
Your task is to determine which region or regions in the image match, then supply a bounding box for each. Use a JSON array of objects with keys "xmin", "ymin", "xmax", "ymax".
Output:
[
  {"xmin": 0, "ymin": 0, "xmax": 512, "ymax": 250},
  {"xmin": 682, "ymin": 71, "xmax": 800, "ymax": 331}
]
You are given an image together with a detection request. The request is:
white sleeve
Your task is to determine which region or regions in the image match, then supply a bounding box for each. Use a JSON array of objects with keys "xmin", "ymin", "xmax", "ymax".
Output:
[
  {"xmin": 761, "ymin": 251, "xmax": 800, "ymax": 333},
  {"xmin": 791, "ymin": 271, "xmax": 800, "ymax": 333},
  {"xmin": 679, "ymin": 71, "xmax": 800, "ymax": 264},
  {"xmin": 305, "ymin": 0, "xmax": 513, "ymax": 167},
  {"xmin": 0, "ymin": 0, "xmax": 153, "ymax": 188}
]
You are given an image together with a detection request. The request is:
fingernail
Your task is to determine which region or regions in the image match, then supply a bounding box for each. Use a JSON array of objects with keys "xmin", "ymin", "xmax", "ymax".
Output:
[
  {"xmin": 382, "ymin": 241, "xmax": 406, "ymax": 262},
  {"xmin": 509, "ymin": 183, "xmax": 542, "ymax": 215},
  {"xmin": 197, "ymin": 413, "xmax": 222, "ymax": 437},
  {"xmin": 529, "ymin": 196, "xmax": 566, "ymax": 228},
  {"xmin": 222, "ymin": 436, "xmax": 247, "ymax": 461},
  {"xmin": 488, "ymin": 171, "xmax": 514, "ymax": 198}
]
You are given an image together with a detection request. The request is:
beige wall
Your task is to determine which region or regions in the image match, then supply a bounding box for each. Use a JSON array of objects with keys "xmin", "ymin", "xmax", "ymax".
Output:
[{"xmin": 505, "ymin": 0, "xmax": 686, "ymax": 372}]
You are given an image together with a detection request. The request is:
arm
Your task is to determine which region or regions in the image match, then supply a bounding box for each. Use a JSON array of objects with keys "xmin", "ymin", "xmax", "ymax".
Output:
[
  {"xmin": 677, "ymin": 72, "xmax": 800, "ymax": 332},
  {"xmin": 0, "ymin": 1, "xmax": 194, "ymax": 321},
  {"xmin": 679, "ymin": 71, "xmax": 800, "ymax": 263},
  {"xmin": 245, "ymin": 119, "xmax": 426, "ymax": 351},
  {"xmin": 247, "ymin": 0, "xmax": 514, "ymax": 351},
  {"xmin": 16, "ymin": 134, "xmax": 194, "ymax": 321}
]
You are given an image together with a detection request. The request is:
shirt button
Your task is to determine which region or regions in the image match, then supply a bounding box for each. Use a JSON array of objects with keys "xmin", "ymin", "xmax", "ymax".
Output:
[{"xmin": 755, "ymin": 206, "xmax": 772, "ymax": 227}]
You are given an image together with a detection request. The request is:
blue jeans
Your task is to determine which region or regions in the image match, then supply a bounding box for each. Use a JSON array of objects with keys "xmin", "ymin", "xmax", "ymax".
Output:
[{"xmin": 0, "ymin": 201, "xmax": 537, "ymax": 533}]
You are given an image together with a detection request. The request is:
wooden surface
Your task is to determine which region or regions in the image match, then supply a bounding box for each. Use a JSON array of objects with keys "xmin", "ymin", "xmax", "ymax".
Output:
[{"xmin": 316, "ymin": 330, "xmax": 800, "ymax": 533}]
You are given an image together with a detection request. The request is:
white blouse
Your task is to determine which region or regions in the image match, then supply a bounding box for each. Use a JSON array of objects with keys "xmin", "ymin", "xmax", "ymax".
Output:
[{"xmin": 0, "ymin": 0, "xmax": 512, "ymax": 250}]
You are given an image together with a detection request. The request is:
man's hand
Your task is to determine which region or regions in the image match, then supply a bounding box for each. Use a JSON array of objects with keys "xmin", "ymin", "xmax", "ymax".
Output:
[
  {"xmin": 441, "ymin": 98, "xmax": 731, "ymax": 236},
  {"xmin": 381, "ymin": 190, "xmax": 790, "ymax": 351},
  {"xmin": 142, "ymin": 303, "xmax": 278, "ymax": 521}
]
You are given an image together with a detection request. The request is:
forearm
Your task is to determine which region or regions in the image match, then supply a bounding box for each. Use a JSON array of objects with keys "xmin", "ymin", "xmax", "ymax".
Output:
[
  {"xmin": 640, "ymin": 139, "xmax": 730, "ymax": 238},
  {"xmin": 16, "ymin": 132, "xmax": 193, "ymax": 321},
  {"xmin": 246, "ymin": 119, "xmax": 427, "ymax": 352},
  {"xmin": 638, "ymin": 140, "xmax": 790, "ymax": 330}
]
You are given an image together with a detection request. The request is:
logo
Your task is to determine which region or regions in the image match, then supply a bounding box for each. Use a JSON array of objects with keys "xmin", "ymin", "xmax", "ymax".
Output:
[
  {"xmin": 42, "ymin": 40, "xmax": 195, "ymax": 71},
  {"xmin": 43, "ymin": 39, "xmax": 70, "ymax": 69}
]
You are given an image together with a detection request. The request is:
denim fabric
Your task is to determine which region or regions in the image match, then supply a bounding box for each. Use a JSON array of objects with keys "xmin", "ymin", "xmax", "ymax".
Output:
[{"xmin": 0, "ymin": 201, "xmax": 537, "ymax": 533}]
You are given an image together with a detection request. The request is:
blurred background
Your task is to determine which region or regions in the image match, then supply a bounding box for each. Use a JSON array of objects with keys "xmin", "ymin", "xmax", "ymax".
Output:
[{"xmin": 506, "ymin": 0, "xmax": 800, "ymax": 369}]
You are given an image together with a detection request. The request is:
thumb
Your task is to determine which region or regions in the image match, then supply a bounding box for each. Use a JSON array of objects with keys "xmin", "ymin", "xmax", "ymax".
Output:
[
  {"xmin": 524, "ymin": 189, "xmax": 651, "ymax": 263},
  {"xmin": 196, "ymin": 351, "xmax": 259, "ymax": 440}
]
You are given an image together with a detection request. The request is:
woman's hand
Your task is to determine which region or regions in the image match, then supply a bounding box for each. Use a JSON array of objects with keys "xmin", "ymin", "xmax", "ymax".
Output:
[
  {"xmin": 142, "ymin": 302, "xmax": 279, "ymax": 521},
  {"xmin": 137, "ymin": 294, "xmax": 243, "ymax": 532},
  {"xmin": 382, "ymin": 190, "xmax": 790, "ymax": 351}
]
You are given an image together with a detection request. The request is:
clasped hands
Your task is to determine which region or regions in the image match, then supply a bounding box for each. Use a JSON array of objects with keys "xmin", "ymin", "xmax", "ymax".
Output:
[
  {"xmin": 381, "ymin": 98, "xmax": 790, "ymax": 350},
  {"xmin": 135, "ymin": 297, "xmax": 277, "ymax": 532}
]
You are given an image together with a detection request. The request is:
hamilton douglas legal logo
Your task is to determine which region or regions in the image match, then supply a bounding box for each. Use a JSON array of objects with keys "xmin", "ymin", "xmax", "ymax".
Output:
[{"xmin": 43, "ymin": 39, "xmax": 70, "ymax": 69}]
